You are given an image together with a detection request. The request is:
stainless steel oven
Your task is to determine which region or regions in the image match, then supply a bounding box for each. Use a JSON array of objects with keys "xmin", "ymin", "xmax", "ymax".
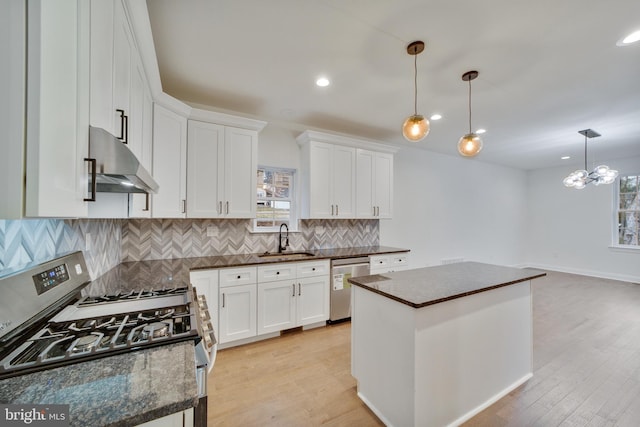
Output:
[{"xmin": 0, "ymin": 251, "xmax": 216, "ymax": 426}]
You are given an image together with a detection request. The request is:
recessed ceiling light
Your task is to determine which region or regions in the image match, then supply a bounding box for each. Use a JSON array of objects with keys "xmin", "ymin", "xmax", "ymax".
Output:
[
  {"xmin": 430, "ymin": 114, "xmax": 442, "ymax": 120},
  {"xmin": 476, "ymin": 128, "xmax": 486, "ymax": 134},
  {"xmin": 316, "ymin": 77, "xmax": 330, "ymax": 87},
  {"xmin": 561, "ymin": 156, "xmax": 570, "ymax": 160},
  {"xmin": 617, "ymin": 30, "xmax": 640, "ymax": 46}
]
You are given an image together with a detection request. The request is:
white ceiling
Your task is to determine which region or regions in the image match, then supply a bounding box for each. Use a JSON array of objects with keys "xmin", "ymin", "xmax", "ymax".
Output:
[{"xmin": 146, "ymin": 0, "xmax": 640, "ymax": 171}]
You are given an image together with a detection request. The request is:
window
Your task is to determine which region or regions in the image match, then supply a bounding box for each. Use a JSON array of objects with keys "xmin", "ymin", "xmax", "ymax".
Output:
[
  {"xmin": 254, "ymin": 167, "xmax": 297, "ymax": 232},
  {"xmin": 616, "ymin": 174, "xmax": 640, "ymax": 246}
]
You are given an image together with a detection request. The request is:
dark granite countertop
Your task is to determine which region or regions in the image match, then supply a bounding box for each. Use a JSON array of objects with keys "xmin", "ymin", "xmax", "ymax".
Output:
[
  {"xmin": 85, "ymin": 246, "xmax": 409, "ymax": 295},
  {"xmin": 348, "ymin": 262, "xmax": 546, "ymax": 308},
  {"xmin": 0, "ymin": 341, "xmax": 198, "ymax": 427}
]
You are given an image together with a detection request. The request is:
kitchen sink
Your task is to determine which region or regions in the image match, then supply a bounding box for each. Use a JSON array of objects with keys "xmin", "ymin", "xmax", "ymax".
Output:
[{"xmin": 258, "ymin": 251, "xmax": 316, "ymax": 260}]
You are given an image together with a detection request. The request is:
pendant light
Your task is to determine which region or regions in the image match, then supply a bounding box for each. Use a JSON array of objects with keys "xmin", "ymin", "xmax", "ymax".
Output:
[
  {"xmin": 402, "ymin": 41, "xmax": 430, "ymax": 142},
  {"xmin": 562, "ymin": 129, "xmax": 618, "ymax": 189},
  {"xmin": 458, "ymin": 70, "xmax": 483, "ymax": 157}
]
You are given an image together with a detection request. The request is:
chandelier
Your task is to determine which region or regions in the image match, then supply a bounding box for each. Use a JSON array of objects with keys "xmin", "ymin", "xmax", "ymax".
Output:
[{"xmin": 563, "ymin": 129, "xmax": 618, "ymax": 189}]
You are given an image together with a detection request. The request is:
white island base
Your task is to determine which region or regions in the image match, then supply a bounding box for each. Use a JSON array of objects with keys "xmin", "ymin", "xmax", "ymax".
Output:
[{"xmin": 351, "ymin": 280, "xmax": 533, "ymax": 427}]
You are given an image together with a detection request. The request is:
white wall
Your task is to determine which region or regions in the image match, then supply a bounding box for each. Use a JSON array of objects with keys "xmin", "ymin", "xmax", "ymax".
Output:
[
  {"xmin": 380, "ymin": 147, "xmax": 528, "ymax": 269},
  {"xmin": 526, "ymin": 155, "xmax": 640, "ymax": 282}
]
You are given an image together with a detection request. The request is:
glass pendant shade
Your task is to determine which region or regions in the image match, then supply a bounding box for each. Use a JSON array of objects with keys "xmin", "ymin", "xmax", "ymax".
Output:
[
  {"xmin": 402, "ymin": 114, "xmax": 430, "ymax": 142},
  {"xmin": 562, "ymin": 129, "xmax": 618, "ymax": 189},
  {"xmin": 457, "ymin": 132, "xmax": 483, "ymax": 157}
]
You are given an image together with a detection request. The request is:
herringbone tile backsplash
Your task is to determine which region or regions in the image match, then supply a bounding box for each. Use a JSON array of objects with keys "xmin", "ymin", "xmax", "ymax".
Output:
[
  {"xmin": 122, "ymin": 219, "xmax": 379, "ymax": 261},
  {"xmin": 1, "ymin": 218, "xmax": 379, "ymax": 277},
  {"xmin": 0, "ymin": 219, "xmax": 122, "ymax": 279}
]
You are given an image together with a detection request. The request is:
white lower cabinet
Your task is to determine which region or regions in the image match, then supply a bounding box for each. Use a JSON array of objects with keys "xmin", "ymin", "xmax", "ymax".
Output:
[
  {"xmin": 218, "ymin": 266, "xmax": 257, "ymax": 344},
  {"xmin": 192, "ymin": 261, "xmax": 329, "ymax": 347},
  {"xmin": 189, "ymin": 269, "xmax": 219, "ymax": 339},
  {"xmin": 135, "ymin": 408, "xmax": 193, "ymax": 427},
  {"xmin": 257, "ymin": 280, "xmax": 297, "ymax": 334},
  {"xmin": 257, "ymin": 260, "xmax": 330, "ymax": 335},
  {"xmin": 297, "ymin": 275, "xmax": 330, "ymax": 326},
  {"xmin": 369, "ymin": 252, "xmax": 410, "ymax": 275}
]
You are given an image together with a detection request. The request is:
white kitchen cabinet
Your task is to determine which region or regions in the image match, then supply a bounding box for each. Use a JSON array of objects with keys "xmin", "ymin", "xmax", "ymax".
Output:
[
  {"xmin": 257, "ymin": 260, "xmax": 330, "ymax": 335},
  {"xmin": 151, "ymin": 103, "xmax": 188, "ymax": 218},
  {"xmin": 298, "ymin": 130, "xmax": 397, "ymax": 220},
  {"xmin": 257, "ymin": 280, "xmax": 297, "ymax": 334},
  {"xmin": 369, "ymin": 252, "xmax": 410, "ymax": 275},
  {"xmin": 218, "ymin": 266, "xmax": 257, "ymax": 344},
  {"xmin": 218, "ymin": 283, "xmax": 257, "ymax": 344},
  {"xmin": 24, "ymin": 0, "xmax": 90, "ymax": 218},
  {"xmin": 297, "ymin": 275, "xmax": 330, "ymax": 326},
  {"xmin": 88, "ymin": 0, "xmax": 153, "ymax": 218},
  {"xmin": 135, "ymin": 408, "xmax": 193, "ymax": 427},
  {"xmin": 356, "ymin": 149, "xmax": 394, "ymax": 219},
  {"xmin": 300, "ymin": 141, "xmax": 356, "ymax": 218},
  {"xmin": 186, "ymin": 120, "xmax": 257, "ymax": 218},
  {"xmin": 189, "ymin": 269, "xmax": 219, "ymax": 339},
  {"xmin": 0, "ymin": 0, "xmax": 26, "ymax": 219}
]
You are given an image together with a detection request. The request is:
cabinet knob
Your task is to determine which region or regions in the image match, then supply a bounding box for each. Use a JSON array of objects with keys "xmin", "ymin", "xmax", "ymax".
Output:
[
  {"xmin": 312, "ymin": 268, "xmax": 316, "ymax": 271},
  {"xmin": 276, "ymin": 271, "xmax": 280, "ymax": 275},
  {"xmin": 237, "ymin": 275, "xmax": 241, "ymax": 279}
]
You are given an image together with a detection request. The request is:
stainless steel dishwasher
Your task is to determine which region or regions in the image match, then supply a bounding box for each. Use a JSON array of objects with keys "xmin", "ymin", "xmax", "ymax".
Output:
[{"xmin": 329, "ymin": 257, "xmax": 370, "ymax": 322}]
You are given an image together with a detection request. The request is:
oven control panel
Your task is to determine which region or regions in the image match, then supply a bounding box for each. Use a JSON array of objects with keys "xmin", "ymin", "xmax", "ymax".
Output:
[{"xmin": 33, "ymin": 263, "xmax": 70, "ymax": 295}]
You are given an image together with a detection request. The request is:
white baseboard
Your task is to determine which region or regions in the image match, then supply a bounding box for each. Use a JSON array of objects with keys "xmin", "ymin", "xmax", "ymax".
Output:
[
  {"xmin": 447, "ymin": 373, "xmax": 533, "ymax": 427},
  {"xmin": 524, "ymin": 263, "xmax": 640, "ymax": 284}
]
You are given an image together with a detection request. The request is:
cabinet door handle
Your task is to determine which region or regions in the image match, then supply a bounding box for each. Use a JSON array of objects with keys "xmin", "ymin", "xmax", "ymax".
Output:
[
  {"xmin": 218, "ymin": 201, "xmax": 222, "ymax": 214},
  {"xmin": 222, "ymin": 293, "xmax": 225, "ymax": 308},
  {"xmin": 181, "ymin": 199, "xmax": 186, "ymax": 214},
  {"xmin": 143, "ymin": 193, "xmax": 150, "ymax": 211},
  {"xmin": 116, "ymin": 109, "xmax": 126, "ymax": 142},
  {"xmin": 123, "ymin": 113, "xmax": 129, "ymax": 144},
  {"xmin": 292, "ymin": 284, "xmax": 296, "ymax": 297},
  {"xmin": 331, "ymin": 204, "xmax": 334, "ymax": 216},
  {"xmin": 226, "ymin": 201, "xmax": 229, "ymax": 214},
  {"xmin": 84, "ymin": 158, "xmax": 96, "ymax": 202},
  {"xmin": 336, "ymin": 205, "xmax": 339, "ymax": 216},
  {"xmin": 298, "ymin": 283, "xmax": 301, "ymax": 296}
]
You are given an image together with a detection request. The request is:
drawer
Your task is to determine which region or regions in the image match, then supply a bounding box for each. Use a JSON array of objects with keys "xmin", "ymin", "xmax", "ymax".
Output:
[
  {"xmin": 369, "ymin": 254, "xmax": 390, "ymax": 269},
  {"xmin": 296, "ymin": 260, "xmax": 330, "ymax": 278},
  {"xmin": 390, "ymin": 255, "xmax": 409, "ymax": 267},
  {"xmin": 257, "ymin": 263, "xmax": 296, "ymax": 282},
  {"xmin": 369, "ymin": 253, "xmax": 409, "ymax": 273},
  {"xmin": 219, "ymin": 266, "xmax": 257, "ymax": 287}
]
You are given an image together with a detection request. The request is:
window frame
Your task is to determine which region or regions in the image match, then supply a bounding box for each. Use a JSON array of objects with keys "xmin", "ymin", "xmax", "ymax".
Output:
[
  {"xmin": 611, "ymin": 173, "xmax": 640, "ymax": 250},
  {"xmin": 253, "ymin": 166, "xmax": 298, "ymax": 233}
]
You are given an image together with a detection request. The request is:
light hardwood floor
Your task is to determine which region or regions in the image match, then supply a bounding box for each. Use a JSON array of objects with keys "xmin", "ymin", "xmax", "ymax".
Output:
[{"xmin": 207, "ymin": 271, "xmax": 640, "ymax": 426}]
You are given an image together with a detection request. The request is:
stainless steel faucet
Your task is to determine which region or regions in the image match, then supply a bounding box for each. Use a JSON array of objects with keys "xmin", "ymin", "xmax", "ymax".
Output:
[{"xmin": 278, "ymin": 223, "xmax": 289, "ymax": 253}]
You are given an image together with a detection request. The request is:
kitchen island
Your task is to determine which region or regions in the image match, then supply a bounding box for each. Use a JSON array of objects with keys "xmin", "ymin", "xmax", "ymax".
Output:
[{"xmin": 348, "ymin": 262, "xmax": 545, "ymax": 427}]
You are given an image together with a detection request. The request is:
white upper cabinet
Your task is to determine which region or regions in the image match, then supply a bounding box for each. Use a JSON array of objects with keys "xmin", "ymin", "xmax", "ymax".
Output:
[
  {"xmin": 297, "ymin": 131, "xmax": 396, "ymax": 220},
  {"xmin": 356, "ymin": 149, "xmax": 393, "ymax": 218},
  {"xmin": 0, "ymin": 0, "xmax": 27, "ymax": 219},
  {"xmin": 24, "ymin": 0, "xmax": 90, "ymax": 218},
  {"xmin": 301, "ymin": 140, "xmax": 356, "ymax": 218},
  {"xmin": 151, "ymin": 103, "xmax": 188, "ymax": 218},
  {"xmin": 89, "ymin": 0, "xmax": 153, "ymax": 217},
  {"xmin": 186, "ymin": 110, "xmax": 265, "ymax": 218}
]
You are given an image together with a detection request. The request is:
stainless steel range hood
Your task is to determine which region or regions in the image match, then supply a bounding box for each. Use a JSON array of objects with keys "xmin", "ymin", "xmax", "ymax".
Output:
[{"xmin": 88, "ymin": 126, "xmax": 159, "ymax": 194}]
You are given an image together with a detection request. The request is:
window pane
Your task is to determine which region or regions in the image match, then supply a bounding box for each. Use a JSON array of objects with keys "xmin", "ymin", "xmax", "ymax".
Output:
[
  {"xmin": 620, "ymin": 194, "xmax": 638, "ymax": 210},
  {"xmin": 620, "ymin": 176, "xmax": 638, "ymax": 193},
  {"xmin": 618, "ymin": 212, "xmax": 640, "ymax": 245}
]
